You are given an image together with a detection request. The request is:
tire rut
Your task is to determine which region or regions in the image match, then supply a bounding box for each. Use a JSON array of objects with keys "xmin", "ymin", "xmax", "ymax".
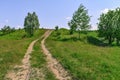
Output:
[
  {"xmin": 5, "ymin": 33, "xmax": 44, "ymax": 80},
  {"xmin": 5, "ymin": 30, "xmax": 71, "ymax": 80},
  {"xmin": 41, "ymin": 30, "xmax": 72, "ymax": 80}
]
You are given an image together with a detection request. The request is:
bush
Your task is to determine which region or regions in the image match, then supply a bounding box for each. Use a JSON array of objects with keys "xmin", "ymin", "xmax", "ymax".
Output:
[{"xmin": 1, "ymin": 26, "xmax": 15, "ymax": 35}]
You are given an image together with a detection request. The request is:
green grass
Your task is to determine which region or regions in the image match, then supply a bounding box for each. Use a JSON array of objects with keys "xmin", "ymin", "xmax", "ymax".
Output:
[
  {"xmin": 30, "ymin": 39, "xmax": 56, "ymax": 80},
  {"xmin": 0, "ymin": 29, "xmax": 45, "ymax": 79},
  {"xmin": 46, "ymin": 29, "xmax": 120, "ymax": 80}
]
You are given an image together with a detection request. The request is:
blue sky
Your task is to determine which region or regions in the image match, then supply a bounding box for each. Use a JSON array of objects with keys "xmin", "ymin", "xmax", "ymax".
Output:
[{"xmin": 0, "ymin": 0, "xmax": 120, "ymax": 30}]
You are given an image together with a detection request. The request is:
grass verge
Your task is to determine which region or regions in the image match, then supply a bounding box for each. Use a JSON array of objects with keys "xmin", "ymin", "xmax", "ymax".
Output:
[{"xmin": 46, "ymin": 29, "xmax": 120, "ymax": 80}]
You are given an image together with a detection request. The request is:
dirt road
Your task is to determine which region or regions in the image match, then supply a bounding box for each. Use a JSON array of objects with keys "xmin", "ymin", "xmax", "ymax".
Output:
[
  {"xmin": 6, "ymin": 38, "xmax": 39, "ymax": 80},
  {"xmin": 41, "ymin": 30, "xmax": 71, "ymax": 80},
  {"xmin": 5, "ymin": 30, "xmax": 71, "ymax": 80}
]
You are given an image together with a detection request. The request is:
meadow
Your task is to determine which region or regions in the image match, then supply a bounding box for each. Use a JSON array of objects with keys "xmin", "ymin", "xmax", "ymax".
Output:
[
  {"xmin": 46, "ymin": 29, "xmax": 120, "ymax": 80},
  {"xmin": 0, "ymin": 29, "xmax": 45, "ymax": 79}
]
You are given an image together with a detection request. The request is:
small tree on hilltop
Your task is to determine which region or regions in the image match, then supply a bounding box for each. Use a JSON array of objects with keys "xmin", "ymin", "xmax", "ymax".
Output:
[
  {"xmin": 68, "ymin": 4, "xmax": 90, "ymax": 39},
  {"xmin": 55, "ymin": 25, "xmax": 59, "ymax": 31},
  {"xmin": 24, "ymin": 12, "xmax": 40, "ymax": 37},
  {"xmin": 54, "ymin": 26, "xmax": 61, "ymax": 39}
]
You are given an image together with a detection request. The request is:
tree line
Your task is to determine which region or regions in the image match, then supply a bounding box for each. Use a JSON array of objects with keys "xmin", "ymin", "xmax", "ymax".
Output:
[
  {"xmin": 68, "ymin": 4, "xmax": 120, "ymax": 45},
  {"xmin": 1, "ymin": 4, "xmax": 120, "ymax": 46},
  {"xmin": 0, "ymin": 25, "xmax": 15, "ymax": 35}
]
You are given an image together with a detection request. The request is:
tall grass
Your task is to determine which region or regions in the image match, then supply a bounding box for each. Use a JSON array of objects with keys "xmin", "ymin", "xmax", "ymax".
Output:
[
  {"xmin": 0, "ymin": 29, "xmax": 45, "ymax": 79},
  {"xmin": 46, "ymin": 29, "xmax": 120, "ymax": 80}
]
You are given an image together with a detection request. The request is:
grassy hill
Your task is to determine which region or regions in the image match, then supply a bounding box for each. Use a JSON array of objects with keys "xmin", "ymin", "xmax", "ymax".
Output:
[
  {"xmin": 0, "ymin": 29, "xmax": 45, "ymax": 79},
  {"xmin": 46, "ymin": 29, "xmax": 120, "ymax": 80}
]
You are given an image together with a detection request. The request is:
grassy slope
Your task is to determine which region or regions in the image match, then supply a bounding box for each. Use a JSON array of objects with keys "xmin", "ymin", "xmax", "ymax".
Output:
[
  {"xmin": 0, "ymin": 29, "xmax": 45, "ymax": 79},
  {"xmin": 30, "ymin": 39, "xmax": 56, "ymax": 80},
  {"xmin": 46, "ymin": 29, "xmax": 120, "ymax": 80}
]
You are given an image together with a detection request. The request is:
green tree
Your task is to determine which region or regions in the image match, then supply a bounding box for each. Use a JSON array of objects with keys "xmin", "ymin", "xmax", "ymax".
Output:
[
  {"xmin": 54, "ymin": 26, "xmax": 61, "ymax": 39},
  {"xmin": 98, "ymin": 10, "xmax": 115, "ymax": 45},
  {"xmin": 55, "ymin": 25, "xmax": 59, "ymax": 31},
  {"xmin": 32, "ymin": 12, "xmax": 40, "ymax": 30},
  {"xmin": 24, "ymin": 12, "xmax": 40, "ymax": 36},
  {"xmin": 113, "ymin": 8, "xmax": 120, "ymax": 45},
  {"xmin": 1, "ymin": 25, "xmax": 11, "ymax": 35},
  {"xmin": 68, "ymin": 20, "xmax": 77, "ymax": 35},
  {"xmin": 68, "ymin": 4, "xmax": 90, "ymax": 38}
]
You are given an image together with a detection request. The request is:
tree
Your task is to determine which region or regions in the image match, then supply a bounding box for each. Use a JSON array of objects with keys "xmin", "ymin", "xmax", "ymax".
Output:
[
  {"xmin": 1, "ymin": 25, "xmax": 11, "ymax": 35},
  {"xmin": 98, "ymin": 8, "xmax": 120, "ymax": 45},
  {"xmin": 24, "ymin": 12, "xmax": 40, "ymax": 36},
  {"xmin": 68, "ymin": 20, "xmax": 77, "ymax": 35},
  {"xmin": 1, "ymin": 25, "xmax": 15, "ymax": 35},
  {"xmin": 55, "ymin": 25, "xmax": 59, "ymax": 31},
  {"xmin": 54, "ymin": 26, "xmax": 61, "ymax": 39},
  {"xmin": 112, "ymin": 8, "xmax": 120, "ymax": 45},
  {"xmin": 32, "ymin": 12, "xmax": 40, "ymax": 30},
  {"xmin": 98, "ymin": 10, "xmax": 115, "ymax": 45},
  {"xmin": 68, "ymin": 4, "xmax": 90, "ymax": 38}
]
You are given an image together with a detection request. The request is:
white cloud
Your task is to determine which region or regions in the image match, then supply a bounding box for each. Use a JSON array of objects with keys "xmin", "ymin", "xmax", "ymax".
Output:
[
  {"xmin": 65, "ymin": 17, "xmax": 72, "ymax": 20},
  {"xmin": 101, "ymin": 8, "xmax": 114, "ymax": 14},
  {"xmin": 16, "ymin": 25, "xmax": 23, "ymax": 29},
  {"xmin": 91, "ymin": 25, "xmax": 98, "ymax": 30},
  {"xmin": 101, "ymin": 8, "xmax": 109, "ymax": 14}
]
